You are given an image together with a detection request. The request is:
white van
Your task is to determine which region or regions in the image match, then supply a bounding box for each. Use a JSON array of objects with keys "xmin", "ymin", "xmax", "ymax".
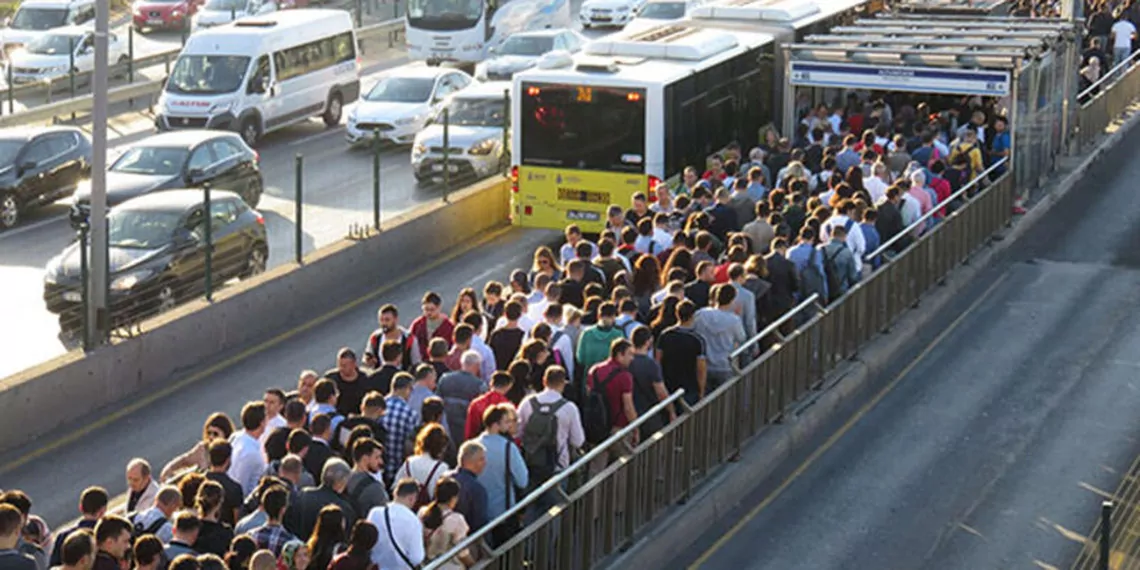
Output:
[
  {"xmin": 156, "ymin": 9, "xmax": 359, "ymax": 146},
  {"xmin": 191, "ymin": 0, "xmax": 276, "ymax": 31},
  {"xmin": 0, "ymin": 0, "xmax": 95, "ymax": 56}
]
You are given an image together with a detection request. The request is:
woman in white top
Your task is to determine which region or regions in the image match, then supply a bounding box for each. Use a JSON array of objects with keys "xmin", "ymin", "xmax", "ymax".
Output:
[
  {"xmin": 393, "ymin": 423, "xmax": 451, "ymax": 500},
  {"xmin": 419, "ymin": 478, "xmax": 476, "ymax": 570}
]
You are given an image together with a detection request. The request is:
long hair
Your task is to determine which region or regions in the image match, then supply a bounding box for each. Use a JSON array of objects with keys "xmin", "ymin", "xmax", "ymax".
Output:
[
  {"xmin": 420, "ymin": 478, "xmax": 461, "ymax": 531},
  {"xmin": 307, "ymin": 505, "xmax": 346, "ymax": 570}
]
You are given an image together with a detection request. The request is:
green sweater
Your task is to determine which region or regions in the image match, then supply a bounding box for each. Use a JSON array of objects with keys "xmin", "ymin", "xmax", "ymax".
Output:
[{"xmin": 577, "ymin": 325, "xmax": 625, "ymax": 374}]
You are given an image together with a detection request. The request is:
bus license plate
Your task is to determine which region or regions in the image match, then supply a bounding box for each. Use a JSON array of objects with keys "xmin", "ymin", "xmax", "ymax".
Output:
[
  {"xmin": 558, "ymin": 188, "xmax": 608, "ymax": 204},
  {"xmin": 567, "ymin": 210, "xmax": 600, "ymax": 222},
  {"xmin": 63, "ymin": 291, "xmax": 81, "ymax": 302}
]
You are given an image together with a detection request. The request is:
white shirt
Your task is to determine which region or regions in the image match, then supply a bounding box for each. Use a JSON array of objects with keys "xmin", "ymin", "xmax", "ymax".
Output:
[
  {"xmin": 496, "ymin": 314, "xmax": 536, "ymax": 337},
  {"xmin": 260, "ymin": 414, "xmax": 287, "ymax": 445},
  {"xmin": 547, "ymin": 324, "xmax": 575, "ymax": 379},
  {"xmin": 864, "ymin": 176, "xmax": 889, "ymax": 203},
  {"xmin": 559, "ymin": 241, "xmax": 597, "ymax": 265},
  {"xmin": 821, "ymin": 215, "xmax": 866, "ymax": 273},
  {"xmin": 527, "ymin": 297, "xmax": 549, "ymax": 325},
  {"xmin": 227, "ymin": 430, "xmax": 266, "ymax": 497},
  {"xmin": 367, "ymin": 503, "xmax": 425, "ymax": 569},
  {"xmin": 517, "ymin": 389, "xmax": 585, "ymax": 470},
  {"xmin": 1113, "ymin": 19, "xmax": 1137, "ymax": 49},
  {"xmin": 392, "ymin": 454, "xmax": 450, "ymax": 499}
]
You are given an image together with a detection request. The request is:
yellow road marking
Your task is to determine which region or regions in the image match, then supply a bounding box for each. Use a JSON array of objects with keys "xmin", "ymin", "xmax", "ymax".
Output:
[{"xmin": 687, "ymin": 271, "xmax": 1012, "ymax": 569}]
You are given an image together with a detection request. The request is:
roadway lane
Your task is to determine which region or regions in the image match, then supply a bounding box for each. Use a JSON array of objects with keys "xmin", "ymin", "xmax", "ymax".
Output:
[
  {"xmin": 679, "ymin": 146, "xmax": 1140, "ymax": 567},
  {"xmin": 0, "ymin": 226, "xmax": 557, "ymax": 528}
]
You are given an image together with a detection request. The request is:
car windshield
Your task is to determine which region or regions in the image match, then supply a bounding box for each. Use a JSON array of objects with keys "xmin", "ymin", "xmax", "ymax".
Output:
[
  {"xmin": 0, "ymin": 140, "xmax": 24, "ymax": 166},
  {"xmin": 166, "ymin": 55, "xmax": 250, "ymax": 95},
  {"xmin": 26, "ymin": 33, "xmax": 82, "ymax": 55},
  {"xmin": 497, "ymin": 35, "xmax": 554, "ymax": 56},
  {"xmin": 638, "ymin": 2, "xmax": 685, "ymax": 18},
  {"xmin": 364, "ymin": 76, "xmax": 434, "ymax": 103},
  {"xmin": 108, "ymin": 210, "xmax": 182, "ymax": 249},
  {"xmin": 10, "ymin": 7, "xmax": 69, "ymax": 30},
  {"xmin": 111, "ymin": 147, "xmax": 188, "ymax": 176},
  {"xmin": 203, "ymin": 0, "xmax": 245, "ymax": 10},
  {"xmin": 444, "ymin": 97, "xmax": 504, "ymax": 127}
]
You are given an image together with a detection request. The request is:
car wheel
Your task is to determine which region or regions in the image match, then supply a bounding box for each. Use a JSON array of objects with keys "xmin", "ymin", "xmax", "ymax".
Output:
[
  {"xmin": 240, "ymin": 117, "xmax": 261, "ymax": 147},
  {"xmin": 243, "ymin": 178, "xmax": 262, "ymax": 208},
  {"xmin": 323, "ymin": 93, "xmax": 343, "ymax": 127},
  {"xmin": 0, "ymin": 193, "xmax": 20, "ymax": 229},
  {"xmin": 155, "ymin": 280, "xmax": 179, "ymax": 314},
  {"xmin": 241, "ymin": 243, "xmax": 268, "ymax": 278}
]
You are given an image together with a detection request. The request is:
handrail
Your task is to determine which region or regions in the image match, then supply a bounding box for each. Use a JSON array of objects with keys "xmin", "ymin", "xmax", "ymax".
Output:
[
  {"xmin": 729, "ymin": 293, "xmax": 821, "ymax": 371},
  {"xmin": 866, "ymin": 157, "xmax": 1009, "ymax": 262},
  {"xmin": 1079, "ymin": 49, "xmax": 1140, "ymax": 104},
  {"xmin": 421, "ymin": 389, "xmax": 687, "ymax": 570}
]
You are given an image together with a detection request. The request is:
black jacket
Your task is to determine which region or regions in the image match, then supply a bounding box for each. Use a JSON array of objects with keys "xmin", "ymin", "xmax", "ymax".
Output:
[
  {"xmin": 764, "ymin": 252, "xmax": 798, "ymax": 313},
  {"xmin": 290, "ymin": 485, "xmax": 359, "ymax": 539},
  {"xmin": 304, "ymin": 440, "xmax": 335, "ymax": 482},
  {"xmin": 875, "ymin": 201, "xmax": 906, "ymax": 250}
]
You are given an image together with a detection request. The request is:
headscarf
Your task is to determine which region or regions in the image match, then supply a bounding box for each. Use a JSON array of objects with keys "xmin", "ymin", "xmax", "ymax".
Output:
[{"xmin": 278, "ymin": 540, "xmax": 306, "ymax": 570}]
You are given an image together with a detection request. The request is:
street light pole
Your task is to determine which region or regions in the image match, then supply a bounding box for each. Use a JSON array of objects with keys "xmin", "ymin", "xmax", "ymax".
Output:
[{"xmin": 87, "ymin": 0, "xmax": 109, "ymax": 345}]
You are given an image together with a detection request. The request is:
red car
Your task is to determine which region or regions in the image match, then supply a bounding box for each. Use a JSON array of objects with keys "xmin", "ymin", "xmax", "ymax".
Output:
[{"xmin": 131, "ymin": 0, "xmax": 203, "ymax": 32}]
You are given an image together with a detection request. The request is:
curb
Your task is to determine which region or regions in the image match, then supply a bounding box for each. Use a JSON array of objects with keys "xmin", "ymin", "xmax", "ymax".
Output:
[{"xmin": 604, "ymin": 107, "xmax": 1140, "ymax": 569}]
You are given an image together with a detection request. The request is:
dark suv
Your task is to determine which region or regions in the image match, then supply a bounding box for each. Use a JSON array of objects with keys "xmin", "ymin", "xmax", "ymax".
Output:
[{"xmin": 0, "ymin": 126, "xmax": 92, "ymax": 229}]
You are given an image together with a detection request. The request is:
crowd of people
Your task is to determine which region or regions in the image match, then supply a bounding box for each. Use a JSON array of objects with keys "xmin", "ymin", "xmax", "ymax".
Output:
[
  {"xmin": 1080, "ymin": 0, "xmax": 1138, "ymax": 101},
  {"xmin": 0, "ymin": 87, "xmax": 1021, "ymax": 570}
]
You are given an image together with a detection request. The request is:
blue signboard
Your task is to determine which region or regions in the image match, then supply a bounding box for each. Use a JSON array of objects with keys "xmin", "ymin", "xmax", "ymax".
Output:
[{"xmin": 789, "ymin": 61, "xmax": 1011, "ymax": 97}]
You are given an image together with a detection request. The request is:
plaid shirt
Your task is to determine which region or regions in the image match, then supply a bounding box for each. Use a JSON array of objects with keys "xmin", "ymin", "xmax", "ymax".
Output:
[
  {"xmin": 381, "ymin": 395, "xmax": 418, "ymax": 484},
  {"xmin": 249, "ymin": 523, "xmax": 296, "ymax": 556}
]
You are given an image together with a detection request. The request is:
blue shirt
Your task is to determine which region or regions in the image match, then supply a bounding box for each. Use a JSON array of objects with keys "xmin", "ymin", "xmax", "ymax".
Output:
[
  {"xmin": 836, "ymin": 148, "xmax": 861, "ymax": 174},
  {"xmin": 990, "ymin": 131, "xmax": 1011, "ymax": 172},
  {"xmin": 443, "ymin": 467, "xmax": 488, "ymax": 531},
  {"xmin": 860, "ymin": 222, "xmax": 882, "ymax": 269},
  {"xmin": 475, "ymin": 433, "xmax": 529, "ymax": 521},
  {"xmin": 787, "ymin": 242, "xmax": 827, "ymax": 300},
  {"xmin": 746, "ymin": 181, "xmax": 768, "ymax": 203}
]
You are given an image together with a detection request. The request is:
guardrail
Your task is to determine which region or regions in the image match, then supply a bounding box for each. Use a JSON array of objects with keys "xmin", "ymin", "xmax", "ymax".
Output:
[
  {"xmin": 1076, "ymin": 49, "xmax": 1140, "ymax": 152},
  {"xmin": 0, "ymin": 17, "xmax": 404, "ymax": 128},
  {"xmin": 417, "ymin": 159, "xmax": 1012, "ymax": 569}
]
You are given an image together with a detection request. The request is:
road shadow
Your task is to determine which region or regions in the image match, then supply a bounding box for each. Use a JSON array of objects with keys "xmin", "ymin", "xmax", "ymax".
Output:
[{"xmin": 262, "ymin": 209, "xmax": 317, "ymax": 266}]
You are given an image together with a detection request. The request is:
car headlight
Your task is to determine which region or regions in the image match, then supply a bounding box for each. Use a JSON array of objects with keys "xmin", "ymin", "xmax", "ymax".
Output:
[
  {"xmin": 43, "ymin": 270, "xmax": 58, "ymax": 285},
  {"xmin": 412, "ymin": 143, "xmax": 426, "ymax": 156},
  {"xmin": 468, "ymin": 138, "xmax": 496, "ymax": 156},
  {"xmin": 172, "ymin": 9, "xmax": 183, "ymax": 17},
  {"xmin": 110, "ymin": 269, "xmax": 153, "ymax": 291},
  {"xmin": 347, "ymin": 109, "xmax": 357, "ymax": 124},
  {"xmin": 209, "ymin": 100, "xmax": 232, "ymax": 114}
]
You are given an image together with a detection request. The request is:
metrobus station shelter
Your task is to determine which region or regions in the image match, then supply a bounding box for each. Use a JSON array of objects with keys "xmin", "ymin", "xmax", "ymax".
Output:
[{"xmin": 781, "ymin": 15, "xmax": 1080, "ymax": 189}]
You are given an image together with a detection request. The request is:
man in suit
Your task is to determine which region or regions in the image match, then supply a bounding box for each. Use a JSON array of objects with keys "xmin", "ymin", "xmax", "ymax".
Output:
[
  {"xmin": 763, "ymin": 237, "xmax": 799, "ymax": 334},
  {"xmin": 303, "ymin": 414, "xmax": 335, "ymax": 482},
  {"xmin": 291, "ymin": 459, "xmax": 357, "ymax": 539},
  {"xmin": 875, "ymin": 186, "xmax": 907, "ymax": 253}
]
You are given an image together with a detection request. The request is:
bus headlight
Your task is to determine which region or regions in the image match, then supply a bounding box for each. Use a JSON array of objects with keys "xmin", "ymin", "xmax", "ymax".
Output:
[{"xmin": 468, "ymin": 138, "xmax": 496, "ymax": 156}]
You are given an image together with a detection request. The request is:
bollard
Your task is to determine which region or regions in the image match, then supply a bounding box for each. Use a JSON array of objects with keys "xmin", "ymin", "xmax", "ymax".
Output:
[
  {"xmin": 78, "ymin": 223, "xmax": 91, "ymax": 352},
  {"xmin": 294, "ymin": 153, "xmax": 303, "ymax": 264},
  {"xmin": 6, "ymin": 63, "xmax": 13, "ymax": 114},
  {"xmin": 442, "ymin": 107, "xmax": 450, "ymax": 201},
  {"xmin": 127, "ymin": 26, "xmax": 135, "ymax": 83},
  {"xmin": 230, "ymin": 7, "xmax": 235, "ymax": 21},
  {"xmin": 203, "ymin": 183, "xmax": 213, "ymax": 301},
  {"xmin": 372, "ymin": 128, "xmax": 381, "ymax": 230},
  {"xmin": 68, "ymin": 37, "xmax": 76, "ymax": 101},
  {"xmin": 1100, "ymin": 500, "xmax": 1113, "ymax": 570},
  {"xmin": 501, "ymin": 88, "xmax": 510, "ymax": 174},
  {"xmin": 355, "ymin": 0, "xmax": 363, "ymax": 26},
  {"xmin": 181, "ymin": 17, "xmax": 189, "ymax": 46}
]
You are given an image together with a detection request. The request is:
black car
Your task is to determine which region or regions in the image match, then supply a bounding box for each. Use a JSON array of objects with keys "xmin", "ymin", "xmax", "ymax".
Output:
[
  {"xmin": 0, "ymin": 126, "xmax": 92, "ymax": 229},
  {"xmin": 45, "ymin": 189, "xmax": 269, "ymax": 333},
  {"xmin": 71, "ymin": 130, "xmax": 263, "ymax": 221}
]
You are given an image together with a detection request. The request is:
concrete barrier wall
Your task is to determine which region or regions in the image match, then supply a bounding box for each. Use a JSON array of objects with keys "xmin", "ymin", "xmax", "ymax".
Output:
[{"xmin": 0, "ymin": 179, "xmax": 510, "ymax": 453}]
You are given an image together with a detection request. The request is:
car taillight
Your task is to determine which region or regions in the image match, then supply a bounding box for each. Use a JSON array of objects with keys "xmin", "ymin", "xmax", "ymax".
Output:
[
  {"xmin": 253, "ymin": 150, "xmax": 260, "ymax": 164},
  {"xmin": 510, "ymin": 165, "xmax": 519, "ymax": 193},
  {"xmin": 255, "ymin": 211, "xmax": 264, "ymax": 225},
  {"xmin": 647, "ymin": 174, "xmax": 661, "ymax": 201}
]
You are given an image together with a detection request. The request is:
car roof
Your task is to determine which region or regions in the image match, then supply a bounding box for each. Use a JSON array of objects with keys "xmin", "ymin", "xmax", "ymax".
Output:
[
  {"xmin": 0, "ymin": 125, "xmax": 81, "ymax": 142},
  {"xmin": 18, "ymin": 0, "xmax": 86, "ymax": 8},
  {"xmin": 116, "ymin": 189, "xmax": 242, "ymax": 212},
  {"xmin": 131, "ymin": 129, "xmax": 237, "ymax": 148},
  {"xmin": 383, "ymin": 64, "xmax": 466, "ymax": 80},
  {"xmin": 454, "ymin": 81, "xmax": 511, "ymax": 99},
  {"xmin": 506, "ymin": 29, "xmax": 568, "ymax": 38}
]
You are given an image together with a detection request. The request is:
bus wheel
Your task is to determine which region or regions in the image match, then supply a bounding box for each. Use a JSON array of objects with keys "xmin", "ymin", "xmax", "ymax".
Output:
[{"xmin": 323, "ymin": 93, "xmax": 343, "ymax": 127}]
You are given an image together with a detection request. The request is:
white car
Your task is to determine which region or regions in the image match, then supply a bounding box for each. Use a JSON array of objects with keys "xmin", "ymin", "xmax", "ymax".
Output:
[
  {"xmin": 8, "ymin": 26, "xmax": 126, "ymax": 84},
  {"xmin": 624, "ymin": 0, "xmax": 699, "ymax": 32},
  {"xmin": 475, "ymin": 29, "xmax": 585, "ymax": 81},
  {"xmin": 412, "ymin": 81, "xmax": 509, "ymax": 184},
  {"xmin": 346, "ymin": 66, "xmax": 473, "ymax": 146},
  {"xmin": 0, "ymin": 0, "xmax": 94, "ymax": 56},
  {"xmin": 580, "ymin": 0, "xmax": 646, "ymax": 29},
  {"xmin": 191, "ymin": 0, "xmax": 274, "ymax": 31}
]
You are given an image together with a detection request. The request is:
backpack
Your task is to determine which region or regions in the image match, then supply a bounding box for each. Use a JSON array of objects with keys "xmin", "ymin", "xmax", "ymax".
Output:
[
  {"xmin": 822, "ymin": 245, "xmax": 845, "ymax": 303},
  {"xmin": 131, "ymin": 514, "xmax": 166, "ymax": 538},
  {"xmin": 799, "ymin": 247, "xmax": 826, "ymax": 301},
  {"xmin": 521, "ymin": 397, "xmax": 570, "ymax": 489},
  {"xmin": 583, "ymin": 367, "xmax": 621, "ymax": 445},
  {"xmin": 403, "ymin": 459, "xmax": 444, "ymax": 511},
  {"xmin": 346, "ymin": 474, "xmax": 381, "ymax": 517}
]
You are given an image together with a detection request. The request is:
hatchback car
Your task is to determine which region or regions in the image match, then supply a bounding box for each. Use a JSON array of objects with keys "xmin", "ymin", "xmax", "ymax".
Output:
[
  {"xmin": 71, "ymin": 129, "xmax": 262, "ymax": 222},
  {"xmin": 131, "ymin": 0, "xmax": 203, "ymax": 33},
  {"xmin": 345, "ymin": 65, "xmax": 473, "ymax": 147},
  {"xmin": 44, "ymin": 189, "xmax": 269, "ymax": 333},
  {"xmin": 412, "ymin": 81, "xmax": 508, "ymax": 185},
  {"xmin": 0, "ymin": 125, "xmax": 91, "ymax": 229},
  {"xmin": 580, "ymin": 0, "xmax": 647, "ymax": 28},
  {"xmin": 8, "ymin": 26, "xmax": 127, "ymax": 84},
  {"xmin": 475, "ymin": 29, "xmax": 585, "ymax": 81}
]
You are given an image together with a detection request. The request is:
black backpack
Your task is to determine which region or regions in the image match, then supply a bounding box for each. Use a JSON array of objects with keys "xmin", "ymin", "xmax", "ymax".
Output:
[
  {"xmin": 521, "ymin": 397, "xmax": 570, "ymax": 490},
  {"xmin": 822, "ymin": 245, "xmax": 845, "ymax": 303},
  {"xmin": 799, "ymin": 247, "xmax": 826, "ymax": 301},
  {"xmin": 583, "ymin": 367, "xmax": 621, "ymax": 445},
  {"xmin": 131, "ymin": 513, "xmax": 166, "ymax": 538}
]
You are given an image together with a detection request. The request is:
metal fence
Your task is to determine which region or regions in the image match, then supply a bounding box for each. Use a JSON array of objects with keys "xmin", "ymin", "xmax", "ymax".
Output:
[
  {"xmin": 1070, "ymin": 454, "xmax": 1140, "ymax": 570},
  {"xmin": 1076, "ymin": 49, "xmax": 1140, "ymax": 153}
]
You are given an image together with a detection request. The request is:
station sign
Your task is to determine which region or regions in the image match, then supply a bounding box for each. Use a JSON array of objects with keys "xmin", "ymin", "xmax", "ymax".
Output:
[{"xmin": 789, "ymin": 61, "xmax": 1011, "ymax": 97}]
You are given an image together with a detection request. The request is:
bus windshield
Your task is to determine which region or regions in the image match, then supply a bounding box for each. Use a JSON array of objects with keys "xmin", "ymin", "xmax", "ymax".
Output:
[
  {"xmin": 520, "ymin": 83, "xmax": 646, "ymax": 173},
  {"xmin": 166, "ymin": 55, "xmax": 250, "ymax": 95},
  {"xmin": 406, "ymin": 0, "xmax": 482, "ymax": 30}
]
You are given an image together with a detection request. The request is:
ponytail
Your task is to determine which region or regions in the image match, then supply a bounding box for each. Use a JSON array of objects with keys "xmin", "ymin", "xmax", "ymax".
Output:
[
  {"xmin": 421, "ymin": 501, "xmax": 445, "ymax": 531},
  {"xmin": 420, "ymin": 477, "xmax": 461, "ymax": 531}
]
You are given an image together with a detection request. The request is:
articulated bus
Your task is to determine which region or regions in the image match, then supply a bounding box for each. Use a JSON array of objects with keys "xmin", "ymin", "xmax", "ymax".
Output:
[
  {"xmin": 510, "ymin": 25, "xmax": 777, "ymax": 231},
  {"xmin": 405, "ymin": 0, "xmax": 571, "ymax": 65}
]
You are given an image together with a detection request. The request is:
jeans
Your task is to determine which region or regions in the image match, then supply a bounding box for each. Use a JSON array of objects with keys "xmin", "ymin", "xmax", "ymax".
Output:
[{"xmin": 1114, "ymin": 46, "xmax": 1132, "ymax": 69}]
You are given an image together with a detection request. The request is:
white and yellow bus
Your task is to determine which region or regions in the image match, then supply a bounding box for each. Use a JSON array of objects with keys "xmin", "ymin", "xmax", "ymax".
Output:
[{"xmin": 510, "ymin": 24, "xmax": 777, "ymax": 231}]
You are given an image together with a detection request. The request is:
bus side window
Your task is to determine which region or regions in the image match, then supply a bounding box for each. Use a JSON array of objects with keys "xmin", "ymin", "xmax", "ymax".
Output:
[{"xmin": 248, "ymin": 55, "xmax": 270, "ymax": 94}]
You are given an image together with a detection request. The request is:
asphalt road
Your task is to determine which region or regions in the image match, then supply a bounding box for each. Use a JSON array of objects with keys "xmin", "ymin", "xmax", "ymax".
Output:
[
  {"xmin": 0, "ymin": 0, "xmax": 605, "ymax": 380},
  {"xmin": 0, "ymin": 226, "xmax": 559, "ymax": 528},
  {"xmin": 678, "ymin": 143, "xmax": 1140, "ymax": 566}
]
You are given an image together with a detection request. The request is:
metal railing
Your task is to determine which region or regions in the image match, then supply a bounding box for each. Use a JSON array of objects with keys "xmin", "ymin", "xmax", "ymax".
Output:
[
  {"xmin": 0, "ymin": 17, "xmax": 405, "ymax": 128},
  {"xmin": 422, "ymin": 389, "xmax": 687, "ymax": 570},
  {"xmin": 1070, "ymin": 451, "xmax": 1140, "ymax": 570},
  {"xmin": 1076, "ymin": 49, "xmax": 1140, "ymax": 152}
]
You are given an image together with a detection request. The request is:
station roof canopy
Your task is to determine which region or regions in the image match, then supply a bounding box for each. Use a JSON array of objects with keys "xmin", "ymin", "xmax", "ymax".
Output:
[
  {"xmin": 786, "ymin": 16, "xmax": 1078, "ymax": 69},
  {"xmin": 891, "ymin": 0, "xmax": 1011, "ymax": 15}
]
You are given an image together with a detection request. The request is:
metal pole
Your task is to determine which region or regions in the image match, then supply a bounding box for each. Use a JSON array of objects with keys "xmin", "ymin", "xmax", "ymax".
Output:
[
  {"xmin": 203, "ymin": 183, "xmax": 212, "ymax": 301},
  {"xmin": 181, "ymin": 16, "xmax": 188, "ymax": 46},
  {"xmin": 1100, "ymin": 500, "xmax": 1113, "ymax": 570},
  {"xmin": 442, "ymin": 107, "xmax": 450, "ymax": 201},
  {"xmin": 78, "ymin": 224, "xmax": 91, "ymax": 352},
  {"xmin": 355, "ymin": 0, "xmax": 362, "ymax": 27},
  {"xmin": 88, "ymin": 0, "xmax": 110, "ymax": 346},
  {"xmin": 5, "ymin": 64, "xmax": 11, "ymax": 114},
  {"xmin": 68, "ymin": 37, "xmax": 76, "ymax": 100},
  {"xmin": 294, "ymin": 153, "xmax": 303, "ymax": 264},
  {"xmin": 372, "ymin": 128, "xmax": 381, "ymax": 230},
  {"xmin": 127, "ymin": 25, "xmax": 134, "ymax": 83}
]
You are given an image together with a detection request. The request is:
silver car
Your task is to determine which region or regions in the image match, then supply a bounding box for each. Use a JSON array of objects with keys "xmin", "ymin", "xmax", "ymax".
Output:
[{"xmin": 411, "ymin": 81, "xmax": 510, "ymax": 185}]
